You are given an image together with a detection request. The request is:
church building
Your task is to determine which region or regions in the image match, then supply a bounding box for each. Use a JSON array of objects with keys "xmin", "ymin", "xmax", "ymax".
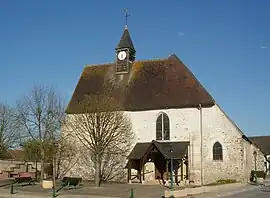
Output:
[{"xmin": 65, "ymin": 24, "xmax": 266, "ymax": 185}]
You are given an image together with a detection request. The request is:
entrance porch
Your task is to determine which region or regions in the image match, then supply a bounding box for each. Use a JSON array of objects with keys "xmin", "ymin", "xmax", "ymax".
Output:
[{"xmin": 126, "ymin": 140, "xmax": 190, "ymax": 185}]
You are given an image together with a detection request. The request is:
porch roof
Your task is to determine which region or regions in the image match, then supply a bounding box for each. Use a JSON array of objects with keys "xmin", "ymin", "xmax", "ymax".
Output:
[
  {"xmin": 127, "ymin": 140, "xmax": 190, "ymax": 160},
  {"xmin": 249, "ymin": 136, "xmax": 270, "ymax": 155}
]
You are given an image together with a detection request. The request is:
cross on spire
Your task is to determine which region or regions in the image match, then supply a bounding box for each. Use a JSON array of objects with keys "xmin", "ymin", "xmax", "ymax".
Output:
[{"xmin": 124, "ymin": 8, "xmax": 130, "ymax": 28}]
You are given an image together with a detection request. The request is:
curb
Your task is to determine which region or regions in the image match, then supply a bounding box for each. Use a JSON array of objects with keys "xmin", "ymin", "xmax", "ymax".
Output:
[
  {"xmin": 165, "ymin": 183, "xmax": 245, "ymax": 198},
  {"xmin": 184, "ymin": 183, "xmax": 263, "ymax": 198},
  {"xmin": 217, "ymin": 185, "xmax": 260, "ymax": 197},
  {"xmin": 197, "ymin": 183, "xmax": 264, "ymax": 198}
]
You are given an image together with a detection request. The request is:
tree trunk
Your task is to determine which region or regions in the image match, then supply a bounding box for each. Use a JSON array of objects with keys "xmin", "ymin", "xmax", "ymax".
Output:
[
  {"xmin": 56, "ymin": 160, "xmax": 60, "ymax": 179},
  {"xmin": 95, "ymin": 154, "xmax": 101, "ymax": 187},
  {"xmin": 40, "ymin": 147, "xmax": 45, "ymax": 183},
  {"xmin": 52, "ymin": 157, "xmax": 56, "ymax": 189}
]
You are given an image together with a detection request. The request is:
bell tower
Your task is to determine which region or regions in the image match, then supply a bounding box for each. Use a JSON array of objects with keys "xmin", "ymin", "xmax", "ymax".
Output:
[{"xmin": 115, "ymin": 9, "xmax": 136, "ymax": 74}]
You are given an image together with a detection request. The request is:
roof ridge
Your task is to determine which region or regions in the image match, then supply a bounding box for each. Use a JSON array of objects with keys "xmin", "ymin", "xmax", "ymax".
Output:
[
  {"xmin": 84, "ymin": 62, "xmax": 114, "ymax": 68},
  {"xmin": 84, "ymin": 58, "xmax": 169, "ymax": 68},
  {"xmin": 249, "ymin": 135, "xmax": 270, "ymax": 138},
  {"xmin": 134, "ymin": 58, "xmax": 169, "ymax": 63}
]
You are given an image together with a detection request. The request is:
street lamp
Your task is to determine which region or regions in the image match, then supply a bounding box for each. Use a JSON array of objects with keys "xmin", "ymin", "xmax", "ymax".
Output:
[{"xmin": 253, "ymin": 151, "xmax": 257, "ymax": 184}]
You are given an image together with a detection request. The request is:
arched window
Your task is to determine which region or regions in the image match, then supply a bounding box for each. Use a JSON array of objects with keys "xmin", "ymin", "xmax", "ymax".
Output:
[
  {"xmin": 213, "ymin": 142, "xmax": 223, "ymax": 161},
  {"xmin": 156, "ymin": 113, "xmax": 170, "ymax": 140}
]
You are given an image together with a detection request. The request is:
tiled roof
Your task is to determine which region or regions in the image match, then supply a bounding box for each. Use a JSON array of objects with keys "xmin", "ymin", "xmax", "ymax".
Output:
[
  {"xmin": 66, "ymin": 54, "xmax": 215, "ymax": 113},
  {"xmin": 127, "ymin": 140, "xmax": 190, "ymax": 160},
  {"xmin": 116, "ymin": 27, "xmax": 135, "ymax": 52},
  {"xmin": 249, "ymin": 136, "xmax": 270, "ymax": 155},
  {"xmin": 3, "ymin": 149, "xmax": 25, "ymax": 161},
  {"xmin": 127, "ymin": 142, "xmax": 151, "ymax": 160}
]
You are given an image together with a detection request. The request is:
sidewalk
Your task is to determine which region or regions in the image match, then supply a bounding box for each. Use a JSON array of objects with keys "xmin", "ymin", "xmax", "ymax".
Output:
[
  {"xmin": 0, "ymin": 187, "xmax": 121, "ymax": 198},
  {"xmin": 0, "ymin": 191, "xmax": 120, "ymax": 198}
]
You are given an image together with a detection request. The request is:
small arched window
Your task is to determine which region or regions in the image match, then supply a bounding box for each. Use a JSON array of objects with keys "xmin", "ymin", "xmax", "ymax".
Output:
[
  {"xmin": 156, "ymin": 113, "xmax": 170, "ymax": 140},
  {"xmin": 213, "ymin": 142, "xmax": 223, "ymax": 161}
]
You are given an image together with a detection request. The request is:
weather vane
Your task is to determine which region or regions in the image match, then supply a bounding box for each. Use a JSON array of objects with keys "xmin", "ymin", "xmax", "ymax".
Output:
[{"xmin": 124, "ymin": 8, "xmax": 130, "ymax": 27}]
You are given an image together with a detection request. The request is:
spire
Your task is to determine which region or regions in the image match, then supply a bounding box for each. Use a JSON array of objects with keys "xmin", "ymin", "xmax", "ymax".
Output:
[
  {"xmin": 115, "ymin": 9, "xmax": 136, "ymax": 52},
  {"xmin": 115, "ymin": 9, "xmax": 136, "ymax": 73},
  {"xmin": 115, "ymin": 28, "xmax": 136, "ymax": 52}
]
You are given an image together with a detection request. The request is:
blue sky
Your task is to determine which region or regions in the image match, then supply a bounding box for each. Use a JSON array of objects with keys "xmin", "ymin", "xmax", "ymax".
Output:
[{"xmin": 0, "ymin": 0, "xmax": 269, "ymax": 136}]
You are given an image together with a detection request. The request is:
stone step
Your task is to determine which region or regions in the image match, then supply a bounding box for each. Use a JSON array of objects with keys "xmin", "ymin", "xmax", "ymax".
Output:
[{"xmin": 142, "ymin": 179, "xmax": 161, "ymax": 185}]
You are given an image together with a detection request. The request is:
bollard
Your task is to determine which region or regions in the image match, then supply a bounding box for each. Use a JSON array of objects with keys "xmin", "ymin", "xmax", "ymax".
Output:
[
  {"xmin": 255, "ymin": 175, "xmax": 258, "ymax": 185},
  {"xmin": 130, "ymin": 188, "xmax": 134, "ymax": 198},
  {"xmin": 10, "ymin": 183, "xmax": 14, "ymax": 194}
]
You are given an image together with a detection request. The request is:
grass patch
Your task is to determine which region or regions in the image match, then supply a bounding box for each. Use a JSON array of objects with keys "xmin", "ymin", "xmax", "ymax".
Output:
[{"xmin": 205, "ymin": 179, "xmax": 238, "ymax": 186}]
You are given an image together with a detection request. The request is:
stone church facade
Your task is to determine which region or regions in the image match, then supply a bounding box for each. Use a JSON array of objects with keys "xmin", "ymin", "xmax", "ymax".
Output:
[
  {"xmin": 64, "ymin": 25, "xmax": 266, "ymax": 185},
  {"xmin": 249, "ymin": 136, "xmax": 270, "ymax": 175},
  {"xmin": 125, "ymin": 105, "xmax": 265, "ymax": 185}
]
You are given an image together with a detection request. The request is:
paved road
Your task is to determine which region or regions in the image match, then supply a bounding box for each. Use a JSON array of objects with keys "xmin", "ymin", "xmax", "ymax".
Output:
[
  {"xmin": 190, "ymin": 183, "xmax": 270, "ymax": 198},
  {"xmin": 225, "ymin": 184, "xmax": 270, "ymax": 198}
]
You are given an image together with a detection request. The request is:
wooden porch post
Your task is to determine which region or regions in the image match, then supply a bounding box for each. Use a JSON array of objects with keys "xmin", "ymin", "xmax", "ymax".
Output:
[
  {"xmin": 138, "ymin": 169, "xmax": 142, "ymax": 183},
  {"xmin": 181, "ymin": 159, "xmax": 184, "ymax": 181},
  {"xmin": 127, "ymin": 161, "xmax": 131, "ymax": 183},
  {"xmin": 138, "ymin": 159, "xmax": 144, "ymax": 183},
  {"xmin": 166, "ymin": 159, "xmax": 169, "ymax": 180},
  {"xmin": 175, "ymin": 162, "xmax": 179, "ymax": 185},
  {"xmin": 142, "ymin": 165, "xmax": 145, "ymax": 181},
  {"xmin": 186, "ymin": 158, "xmax": 189, "ymax": 180}
]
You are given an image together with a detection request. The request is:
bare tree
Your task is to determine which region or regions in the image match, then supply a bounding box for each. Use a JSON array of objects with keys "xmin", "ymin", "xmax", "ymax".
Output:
[
  {"xmin": 0, "ymin": 103, "xmax": 20, "ymax": 158},
  {"xmin": 16, "ymin": 85, "xmax": 66, "ymax": 182},
  {"xmin": 65, "ymin": 94, "xmax": 134, "ymax": 187},
  {"xmin": 54, "ymin": 137, "xmax": 78, "ymax": 179}
]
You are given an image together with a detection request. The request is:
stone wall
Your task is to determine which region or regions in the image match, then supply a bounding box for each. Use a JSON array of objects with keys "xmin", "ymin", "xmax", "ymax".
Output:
[
  {"xmin": 0, "ymin": 160, "xmax": 41, "ymax": 179},
  {"xmin": 201, "ymin": 105, "xmax": 246, "ymax": 184},
  {"xmin": 266, "ymin": 155, "xmax": 270, "ymax": 175},
  {"xmin": 251, "ymin": 144, "xmax": 265, "ymax": 172},
  {"xmin": 126, "ymin": 104, "xmax": 264, "ymax": 185},
  {"xmin": 0, "ymin": 160, "xmax": 41, "ymax": 172},
  {"xmin": 61, "ymin": 115, "xmax": 132, "ymax": 182},
  {"xmin": 127, "ymin": 107, "xmax": 202, "ymax": 184},
  {"xmin": 63, "ymin": 105, "xmax": 264, "ymax": 185}
]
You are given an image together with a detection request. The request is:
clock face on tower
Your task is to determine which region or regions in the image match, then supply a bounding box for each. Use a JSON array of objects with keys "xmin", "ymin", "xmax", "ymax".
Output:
[{"xmin": 117, "ymin": 51, "xmax": 127, "ymax": 61}]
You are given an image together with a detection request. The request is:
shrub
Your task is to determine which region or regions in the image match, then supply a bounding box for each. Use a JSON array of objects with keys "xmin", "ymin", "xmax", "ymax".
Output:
[{"xmin": 206, "ymin": 179, "xmax": 237, "ymax": 186}]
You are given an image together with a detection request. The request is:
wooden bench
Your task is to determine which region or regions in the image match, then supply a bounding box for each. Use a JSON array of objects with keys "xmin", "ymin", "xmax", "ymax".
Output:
[
  {"xmin": 61, "ymin": 177, "xmax": 82, "ymax": 190},
  {"xmin": 14, "ymin": 172, "xmax": 35, "ymax": 186}
]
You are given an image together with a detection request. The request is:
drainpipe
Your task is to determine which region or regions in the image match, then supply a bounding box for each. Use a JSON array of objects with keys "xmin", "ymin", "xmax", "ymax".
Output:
[{"xmin": 199, "ymin": 104, "xmax": 203, "ymax": 186}]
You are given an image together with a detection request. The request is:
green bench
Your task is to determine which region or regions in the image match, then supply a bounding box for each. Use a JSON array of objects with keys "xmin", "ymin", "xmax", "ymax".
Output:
[{"xmin": 61, "ymin": 177, "xmax": 82, "ymax": 190}]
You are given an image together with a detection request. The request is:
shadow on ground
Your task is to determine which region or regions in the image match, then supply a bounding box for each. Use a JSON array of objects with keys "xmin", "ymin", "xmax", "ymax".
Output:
[{"xmin": 0, "ymin": 180, "xmax": 185, "ymax": 198}]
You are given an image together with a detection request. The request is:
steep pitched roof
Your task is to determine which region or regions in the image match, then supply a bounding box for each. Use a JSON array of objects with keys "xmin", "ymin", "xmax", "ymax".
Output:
[
  {"xmin": 127, "ymin": 140, "xmax": 189, "ymax": 160},
  {"xmin": 0, "ymin": 149, "xmax": 25, "ymax": 161},
  {"xmin": 127, "ymin": 142, "xmax": 151, "ymax": 160},
  {"xmin": 153, "ymin": 141, "xmax": 189, "ymax": 159},
  {"xmin": 66, "ymin": 54, "xmax": 215, "ymax": 113},
  {"xmin": 248, "ymin": 136, "xmax": 270, "ymax": 155},
  {"xmin": 116, "ymin": 27, "xmax": 135, "ymax": 52}
]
